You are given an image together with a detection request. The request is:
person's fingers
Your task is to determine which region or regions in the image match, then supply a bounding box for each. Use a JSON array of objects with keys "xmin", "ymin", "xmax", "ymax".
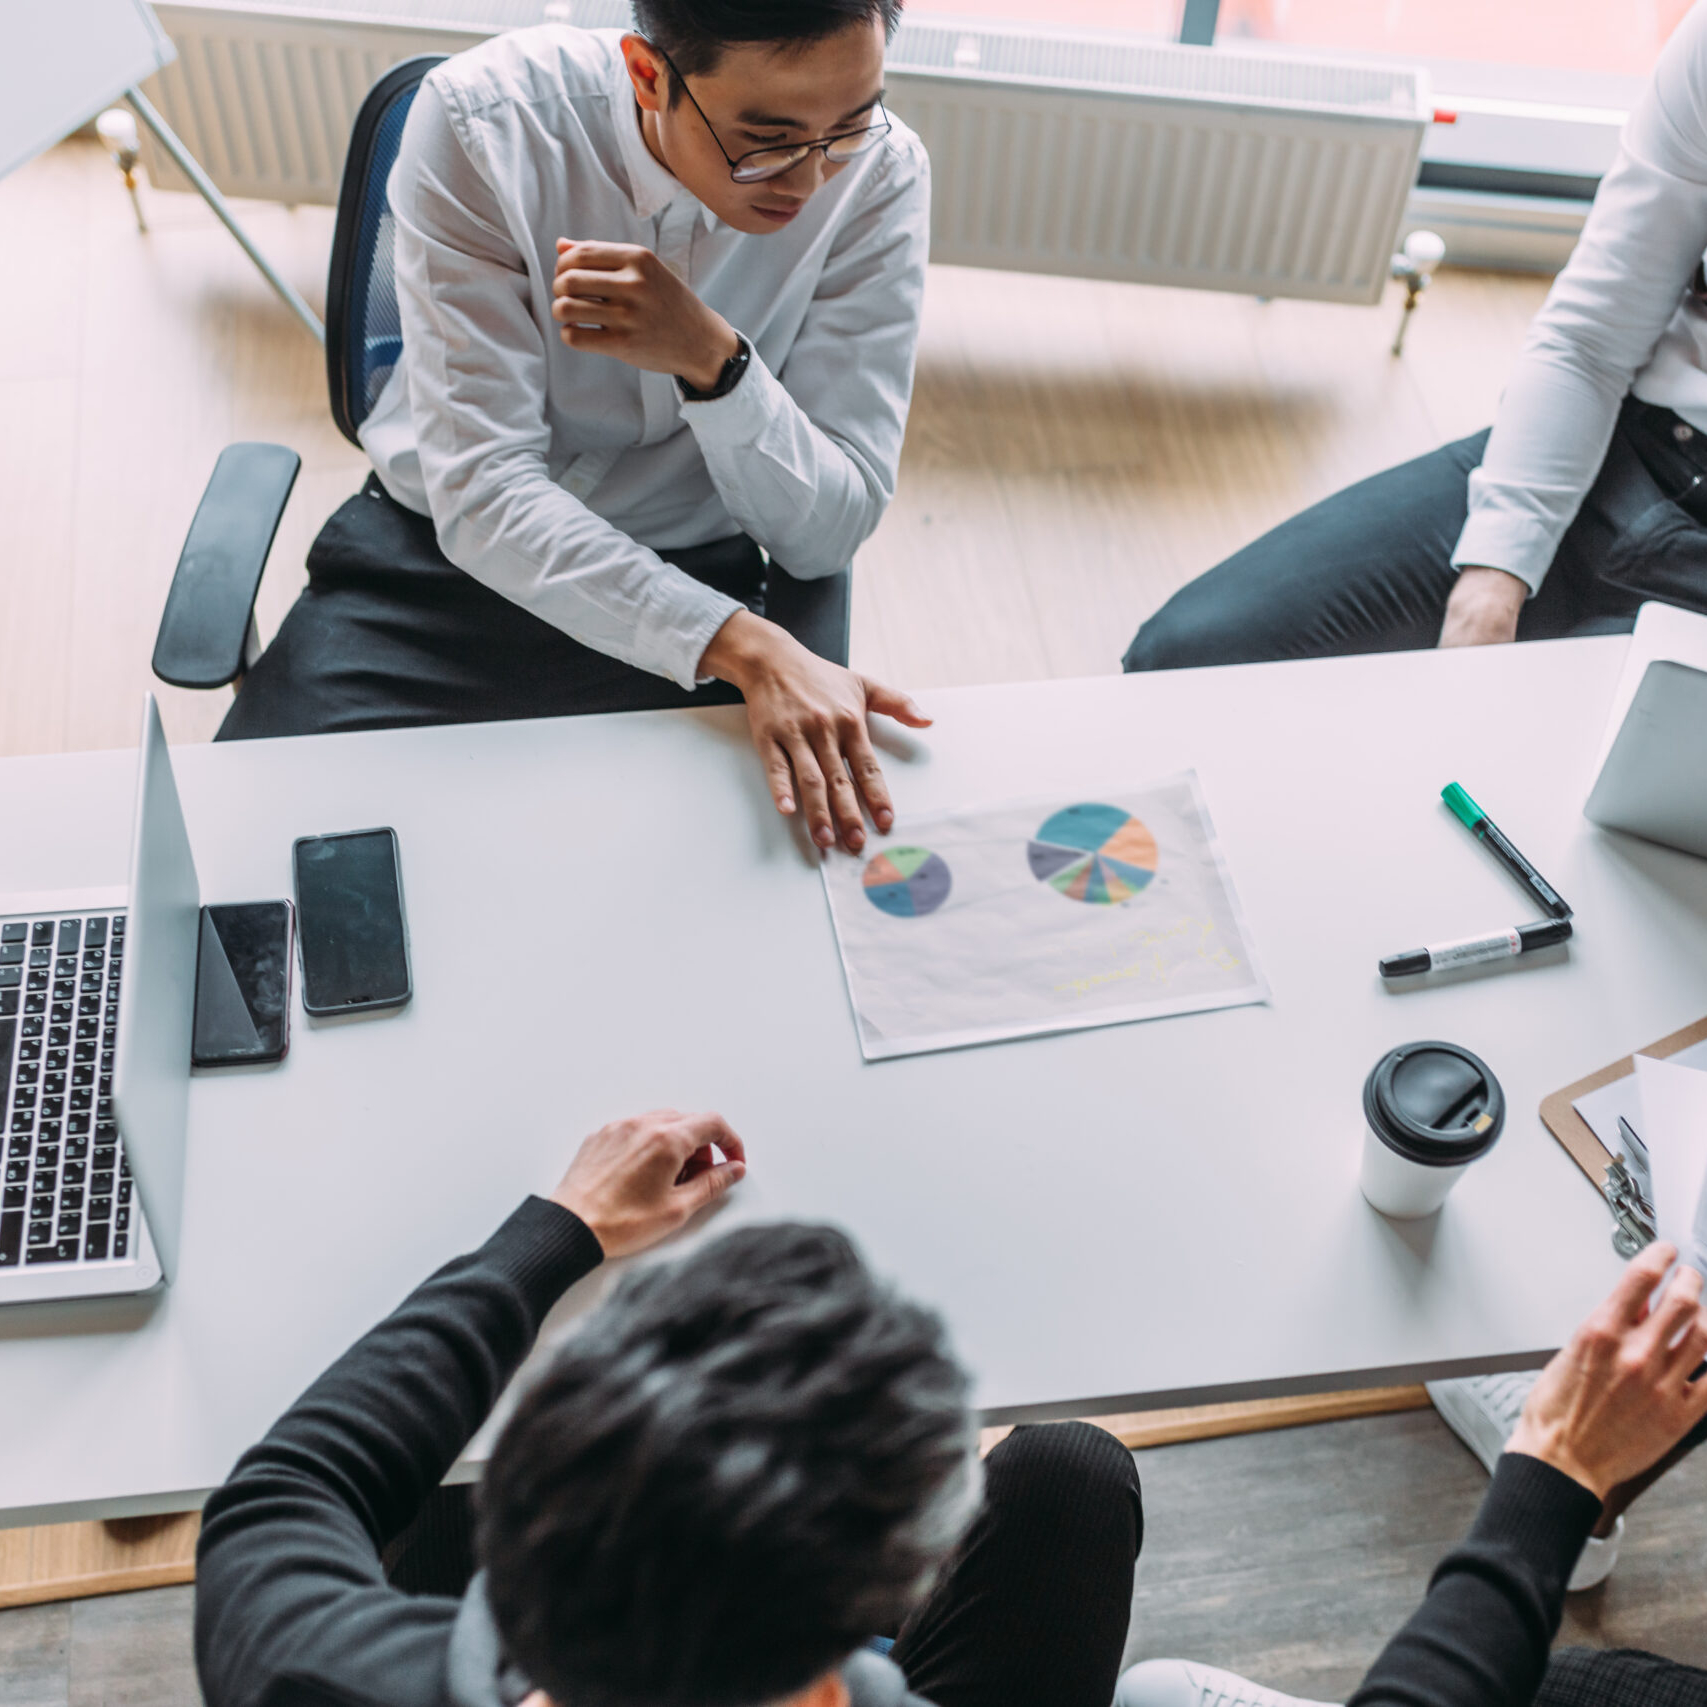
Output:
[
  {"xmin": 756, "ymin": 738, "xmax": 796, "ymax": 816},
  {"xmin": 554, "ymin": 269, "xmax": 635, "ymax": 302},
  {"xmin": 811, "ymin": 728, "xmax": 866, "ymax": 851},
  {"xmin": 1643, "ymin": 1267, "xmax": 1705, "ymax": 1360},
  {"xmin": 842, "ymin": 722, "xmax": 894, "ymax": 835},
  {"xmin": 677, "ymin": 1155, "xmax": 746, "ymax": 1216},
  {"xmin": 862, "ymin": 677, "xmax": 932, "ymax": 727},
  {"xmin": 785, "ymin": 735, "xmax": 835, "ymax": 849},
  {"xmin": 553, "ymin": 240, "xmax": 638, "ymax": 271},
  {"xmin": 1665, "ymin": 1306, "xmax": 1707, "ymax": 1384},
  {"xmin": 660, "ymin": 1109, "xmax": 740, "ymax": 1161},
  {"xmin": 1606, "ymin": 1241, "xmax": 1678, "ymax": 1325},
  {"xmin": 675, "ymin": 1143, "xmax": 715, "ymax": 1183}
]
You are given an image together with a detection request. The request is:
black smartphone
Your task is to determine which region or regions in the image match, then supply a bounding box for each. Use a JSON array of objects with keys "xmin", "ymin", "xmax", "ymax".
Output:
[
  {"xmin": 192, "ymin": 901, "xmax": 293, "ymax": 1067},
  {"xmin": 292, "ymin": 828, "xmax": 412, "ymax": 1017}
]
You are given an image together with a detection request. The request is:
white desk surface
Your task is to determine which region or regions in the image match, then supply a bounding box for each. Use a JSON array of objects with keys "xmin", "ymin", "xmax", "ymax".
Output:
[{"xmin": 4, "ymin": 635, "xmax": 1707, "ymax": 1527}]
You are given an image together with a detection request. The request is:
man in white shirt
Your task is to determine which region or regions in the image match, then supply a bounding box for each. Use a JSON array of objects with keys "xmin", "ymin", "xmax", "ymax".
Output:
[
  {"xmin": 221, "ymin": 0, "xmax": 931, "ymax": 856},
  {"xmin": 1122, "ymin": 1, "xmax": 1707, "ymax": 672}
]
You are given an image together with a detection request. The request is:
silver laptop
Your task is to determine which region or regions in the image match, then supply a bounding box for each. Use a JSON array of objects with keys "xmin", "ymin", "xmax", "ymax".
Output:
[
  {"xmin": 1585, "ymin": 658, "xmax": 1707, "ymax": 860},
  {"xmin": 0, "ymin": 695, "xmax": 199, "ymax": 1302}
]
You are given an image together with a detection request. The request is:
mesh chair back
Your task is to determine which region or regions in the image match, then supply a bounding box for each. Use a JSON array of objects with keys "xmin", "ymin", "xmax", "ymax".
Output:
[{"xmin": 325, "ymin": 57, "xmax": 447, "ymax": 446}]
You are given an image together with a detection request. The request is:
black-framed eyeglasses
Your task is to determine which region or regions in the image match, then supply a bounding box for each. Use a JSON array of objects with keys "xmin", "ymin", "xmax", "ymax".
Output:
[{"xmin": 652, "ymin": 43, "xmax": 891, "ymax": 184}]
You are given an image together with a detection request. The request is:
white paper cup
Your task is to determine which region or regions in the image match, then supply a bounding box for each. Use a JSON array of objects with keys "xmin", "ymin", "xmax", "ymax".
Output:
[{"xmin": 1360, "ymin": 1041, "xmax": 1503, "ymax": 1220}]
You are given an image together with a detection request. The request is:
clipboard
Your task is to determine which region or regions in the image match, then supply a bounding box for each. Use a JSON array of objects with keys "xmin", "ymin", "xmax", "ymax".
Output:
[{"xmin": 1540, "ymin": 1014, "xmax": 1707, "ymax": 1190}]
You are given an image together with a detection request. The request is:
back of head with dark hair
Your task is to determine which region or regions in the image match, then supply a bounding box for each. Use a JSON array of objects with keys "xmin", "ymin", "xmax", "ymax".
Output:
[
  {"xmin": 631, "ymin": 0, "xmax": 902, "ymax": 82},
  {"xmin": 480, "ymin": 1222, "xmax": 978, "ymax": 1707}
]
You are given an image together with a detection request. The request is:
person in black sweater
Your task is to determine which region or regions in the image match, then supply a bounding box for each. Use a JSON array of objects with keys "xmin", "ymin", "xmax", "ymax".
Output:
[
  {"xmin": 1114, "ymin": 1239, "xmax": 1707, "ymax": 1707},
  {"xmin": 193, "ymin": 1108, "xmax": 1143, "ymax": 1707}
]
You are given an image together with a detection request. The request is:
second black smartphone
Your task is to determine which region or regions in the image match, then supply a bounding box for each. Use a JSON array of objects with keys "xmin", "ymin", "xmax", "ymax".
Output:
[
  {"xmin": 192, "ymin": 901, "xmax": 294, "ymax": 1067},
  {"xmin": 292, "ymin": 828, "xmax": 412, "ymax": 1017}
]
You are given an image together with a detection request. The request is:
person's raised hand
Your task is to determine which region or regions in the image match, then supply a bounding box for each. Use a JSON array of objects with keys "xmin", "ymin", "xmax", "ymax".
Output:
[
  {"xmin": 1506, "ymin": 1242, "xmax": 1707, "ymax": 1500},
  {"xmin": 552, "ymin": 239, "xmax": 739, "ymax": 391},
  {"xmin": 550, "ymin": 1109, "xmax": 746, "ymax": 1259},
  {"xmin": 1438, "ymin": 566, "xmax": 1527, "ymax": 648},
  {"xmin": 699, "ymin": 609, "xmax": 931, "ymax": 853}
]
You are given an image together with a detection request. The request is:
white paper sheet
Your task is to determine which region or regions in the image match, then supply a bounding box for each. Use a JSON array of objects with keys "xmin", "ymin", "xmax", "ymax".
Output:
[
  {"xmin": 1572, "ymin": 1038, "xmax": 1707, "ymax": 1161},
  {"xmin": 1633, "ymin": 1055, "xmax": 1707, "ymax": 1278},
  {"xmin": 819, "ymin": 771, "xmax": 1268, "ymax": 1060}
]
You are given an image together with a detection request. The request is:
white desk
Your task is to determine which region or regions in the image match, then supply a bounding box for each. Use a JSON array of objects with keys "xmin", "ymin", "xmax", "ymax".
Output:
[{"xmin": 4, "ymin": 636, "xmax": 1706, "ymax": 1527}]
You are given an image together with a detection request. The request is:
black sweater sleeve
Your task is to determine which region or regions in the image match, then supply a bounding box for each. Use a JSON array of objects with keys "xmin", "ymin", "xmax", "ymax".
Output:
[
  {"xmin": 194, "ymin": 1196, "xmax": 604, "ymax": 1707},
  {"xmin": 1347, "ymin": 1453, "xmax": 1602, "ymax": 1707}
]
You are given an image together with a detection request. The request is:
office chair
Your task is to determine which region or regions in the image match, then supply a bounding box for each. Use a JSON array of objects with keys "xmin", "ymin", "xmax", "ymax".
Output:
[{"xmin": 151, "ymin": 56, "xmax": 851, "ymax": 702}]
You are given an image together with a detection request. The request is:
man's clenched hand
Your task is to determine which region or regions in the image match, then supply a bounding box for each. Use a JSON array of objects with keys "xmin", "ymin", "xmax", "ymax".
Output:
[
  {"xmin": 552, "ymin": 239, "xmax": 738, "ymax": 391},
  {"xmin": 552, "ymin": 1110, "xmax": 746, "ymax": 1259}
]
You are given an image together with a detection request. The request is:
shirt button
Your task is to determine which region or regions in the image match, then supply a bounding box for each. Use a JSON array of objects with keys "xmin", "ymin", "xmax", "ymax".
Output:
[{"xmin": 1674, "ymin": 422, "xmax": 1696, "ymax": 443}]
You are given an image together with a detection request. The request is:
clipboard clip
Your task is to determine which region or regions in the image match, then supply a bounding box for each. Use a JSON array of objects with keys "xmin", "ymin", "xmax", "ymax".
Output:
[{"xmin": 1603, "ymin": 1152, "xmax": 1658, "ymax": 1259}]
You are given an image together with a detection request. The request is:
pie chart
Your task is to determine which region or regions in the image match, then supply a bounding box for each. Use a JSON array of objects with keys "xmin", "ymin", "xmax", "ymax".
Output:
[
  {"xmin": 863, "ymin": 847, "xmax": 952, "ymax": 918},
  {"xmin": 1027, "ymin": 803, "xmax": 1158, "ymax": 904}
]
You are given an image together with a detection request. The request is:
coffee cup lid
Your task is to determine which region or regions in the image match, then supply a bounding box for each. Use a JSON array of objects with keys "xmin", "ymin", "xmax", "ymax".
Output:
[{"xmin": 1363, "ymin": 1041, "xmax": 1504, "ymax": 1167}]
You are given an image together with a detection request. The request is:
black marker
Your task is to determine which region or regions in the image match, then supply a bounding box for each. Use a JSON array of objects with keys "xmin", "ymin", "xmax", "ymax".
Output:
[
  {"xmin": 1442, "ymin": 783, "xmax": 1572, "ymax": 919},
  {"xmin": 1380, "ymin": 917, "xmax": 1572, "ymax": 980}
]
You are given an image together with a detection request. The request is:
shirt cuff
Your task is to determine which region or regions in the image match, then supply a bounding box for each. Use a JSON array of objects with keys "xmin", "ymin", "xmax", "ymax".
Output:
[
  {"xmin": 1450, "ymin": 500, "xmax": 1558, "ymax": 596},
  {"xmin": 1466, "ymin": 1452, "xmax": 1604, "ymax": 1596},
  {"xmin": 478, "ymin": 1195, "xmax": 605, "ymax": 1322},
  {"xmin": 630, "ymin": 571, "xmax": 743, "ymax": 691},
  {"xmin": 677, "ymin": 336, "xmax": 790, "ymax": 452}
]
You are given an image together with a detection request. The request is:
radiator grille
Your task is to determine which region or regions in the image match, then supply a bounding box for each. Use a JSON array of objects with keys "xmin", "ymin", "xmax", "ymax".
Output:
[{"xmin": 139, "ymin": 2, "xmax": 1426, "ymax": 305}]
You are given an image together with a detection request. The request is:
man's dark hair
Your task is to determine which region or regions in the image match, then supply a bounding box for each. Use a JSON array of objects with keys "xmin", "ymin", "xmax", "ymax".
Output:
[
  {"xmin": 631, "ymin": 0, "xmax": 902, "ymax": 85},
  {"xmin": 480, "ymin": 1222, "xmax": 978, "ymax": 1707}
]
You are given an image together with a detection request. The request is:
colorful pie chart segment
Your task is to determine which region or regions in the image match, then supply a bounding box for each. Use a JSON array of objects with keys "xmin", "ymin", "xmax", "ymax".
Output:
[
  {"xmin": 1027, "ymin": 803, "xmax": 1158, "ymax": 904},
  {"xmin": 863, "ymin": 846, "xmax": 953, "ymax": 918}
]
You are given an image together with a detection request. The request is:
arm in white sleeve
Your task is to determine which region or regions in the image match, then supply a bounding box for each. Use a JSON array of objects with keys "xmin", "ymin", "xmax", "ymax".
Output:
[
  {"xmin": 389, "ymin": 80, "xmax": 740, "ymax": 689},
  {"xmin": 677, "ymin": 138, "xmax": 930, "ymax": 579},
  {"xmin": 1453, "ymin": 4, "xmax": 1707, "ymax": 591}
]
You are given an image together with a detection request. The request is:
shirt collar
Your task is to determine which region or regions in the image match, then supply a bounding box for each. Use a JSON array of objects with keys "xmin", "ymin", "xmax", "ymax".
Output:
[{"xmin": 609, "ymin": 49, "xmax": 717, "ymax": 230}]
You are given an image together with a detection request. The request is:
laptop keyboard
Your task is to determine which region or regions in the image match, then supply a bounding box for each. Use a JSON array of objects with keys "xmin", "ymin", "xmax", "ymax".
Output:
[{"xmin": 0, "ymin": 913, "xmax": 133, "ymax": 1269}]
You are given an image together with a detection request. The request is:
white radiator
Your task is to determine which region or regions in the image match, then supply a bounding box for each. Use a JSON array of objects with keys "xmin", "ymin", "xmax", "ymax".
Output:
[{"xmin": 139, "ymin": 1, "xmax": 1429, "ymax": 305}]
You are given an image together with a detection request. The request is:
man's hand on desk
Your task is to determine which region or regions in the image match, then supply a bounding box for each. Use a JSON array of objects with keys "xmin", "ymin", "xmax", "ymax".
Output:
[
  {"xmin": 552, "ymin": 1110, "xmax": 747, "ymax": 1259},
  {"xmin": 1438, "ymin": 566, "xmax": 1527, "ymax": 648},
  {"xmin": 701, "ymin": 609, "xmax": 932, "ymax": 854},
  {"xmin": 552, "ymin": 239, "xmax": 738, "ymax": 392},
  {"xmin": 1505, "ymin": 1242, "xmax": 1707, "ymax": 1501}
]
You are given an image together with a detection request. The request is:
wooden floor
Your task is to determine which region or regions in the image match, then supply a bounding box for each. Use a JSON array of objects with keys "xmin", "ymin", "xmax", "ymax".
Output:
[{"xmin": 12, "ymin": 137, "xmax": 1704, "ymax": 1704}]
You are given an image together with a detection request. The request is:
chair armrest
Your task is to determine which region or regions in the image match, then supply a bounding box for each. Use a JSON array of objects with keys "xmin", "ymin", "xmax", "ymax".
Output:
[
  {"xmin": 152, "ymin": 443, "xmax": 301, "ymax": 690},
  {"xmin": 766, "ymin": 566, "xmax": 851, "ymax": 667}
]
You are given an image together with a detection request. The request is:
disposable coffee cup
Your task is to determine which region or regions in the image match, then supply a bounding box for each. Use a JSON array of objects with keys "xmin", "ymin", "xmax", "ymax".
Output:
[{"xmin": 1360, "ymin": 1041, "xmax": 1504, "ymax": 1219}]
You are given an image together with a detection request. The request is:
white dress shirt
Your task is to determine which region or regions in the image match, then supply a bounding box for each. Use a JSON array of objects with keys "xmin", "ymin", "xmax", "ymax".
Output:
[
  {"xmin": 359, "ymin": 26, "xmax": 930, "ymax": 689},
  {"xmin": 1454, "ymin": 0, "xmax": 1707, "ymax": 591}
]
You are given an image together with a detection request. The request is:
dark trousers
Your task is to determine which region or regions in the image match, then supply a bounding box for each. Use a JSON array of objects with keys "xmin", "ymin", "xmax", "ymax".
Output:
[
  {"xmin": 1541, "ymin": 1648, "xmax": 1707, "ymax": 1707},
  {"xmin": 890, "ymin": 1422, "xmax": 1143, "ymax": 1707},
  {"xmin": 387, "ymin": 1421, "xmax": 1142, "ymax": 1707},
  {"xmin": 1123, "ymin": 399, "xmax": 1707, "ymax": 672},
  {"xmin": 217, "ymin": 478, "xmax": 843, "ymax": 741}
]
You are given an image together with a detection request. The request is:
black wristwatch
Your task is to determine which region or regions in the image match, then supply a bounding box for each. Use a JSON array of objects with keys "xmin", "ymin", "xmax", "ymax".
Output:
[{"xmin": 676, "ymin": 335, "xmax": 751, "ymax": 402}]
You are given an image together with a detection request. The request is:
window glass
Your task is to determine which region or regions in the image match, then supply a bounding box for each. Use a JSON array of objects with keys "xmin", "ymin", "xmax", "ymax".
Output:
[
  {"xmin": 904, "ymin": 0, "xmax": 1180, "ymax": 34},
  {"xmin": 1213, "ymin": 0, "xmax": 1691, "ymax": 79}
]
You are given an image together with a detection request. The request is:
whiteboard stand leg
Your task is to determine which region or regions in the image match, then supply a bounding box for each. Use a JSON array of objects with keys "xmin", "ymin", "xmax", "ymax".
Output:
[{"xmin": 123, "ymin": 86, "xmax": 325, "ymax": 346}]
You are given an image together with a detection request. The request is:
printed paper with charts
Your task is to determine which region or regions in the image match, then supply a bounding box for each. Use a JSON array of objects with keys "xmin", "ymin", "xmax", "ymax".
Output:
[{"xmin": 820, "ymin": 771, "xmax": 1268, "ymax": 1060}]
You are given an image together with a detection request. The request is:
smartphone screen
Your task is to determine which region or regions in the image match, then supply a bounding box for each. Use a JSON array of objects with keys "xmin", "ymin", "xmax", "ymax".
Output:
[
  {"xmin": 193, "ymin": 901, "xmax": 293, "ymax": 1067},
  {"xmin": 293, "ymin": 829, "xmax": 412, "ymax": 1016}
]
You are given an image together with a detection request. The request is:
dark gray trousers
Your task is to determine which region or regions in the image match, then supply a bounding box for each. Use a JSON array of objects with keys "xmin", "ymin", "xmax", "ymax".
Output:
[
  {"xmin": 1124, "ymin": 399, "xmax": 1707, "ymax": 671},
  {"xmin": 218, "ymin": 476, "xmax": 848, "ymax": 740},
  {"xmin": 1541, "ymin": 1648, "xmax": 1707, "ymax": 1707}
]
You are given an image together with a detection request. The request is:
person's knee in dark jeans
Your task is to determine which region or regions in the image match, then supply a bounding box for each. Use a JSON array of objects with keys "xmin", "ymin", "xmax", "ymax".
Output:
[
  {"xmin": 893, "ymin": 1420, "xmax": 1143, "ymax": 1707},
  {"xmin": 1123, "ymin": 433, "xmax": 1488, "ymax": 673}
]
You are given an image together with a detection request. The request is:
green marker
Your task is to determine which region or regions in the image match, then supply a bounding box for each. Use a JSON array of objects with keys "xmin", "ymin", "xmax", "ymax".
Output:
[{"xmin": 1442, "ymin": 783, "xmax": 1572, "ymax": 920}]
